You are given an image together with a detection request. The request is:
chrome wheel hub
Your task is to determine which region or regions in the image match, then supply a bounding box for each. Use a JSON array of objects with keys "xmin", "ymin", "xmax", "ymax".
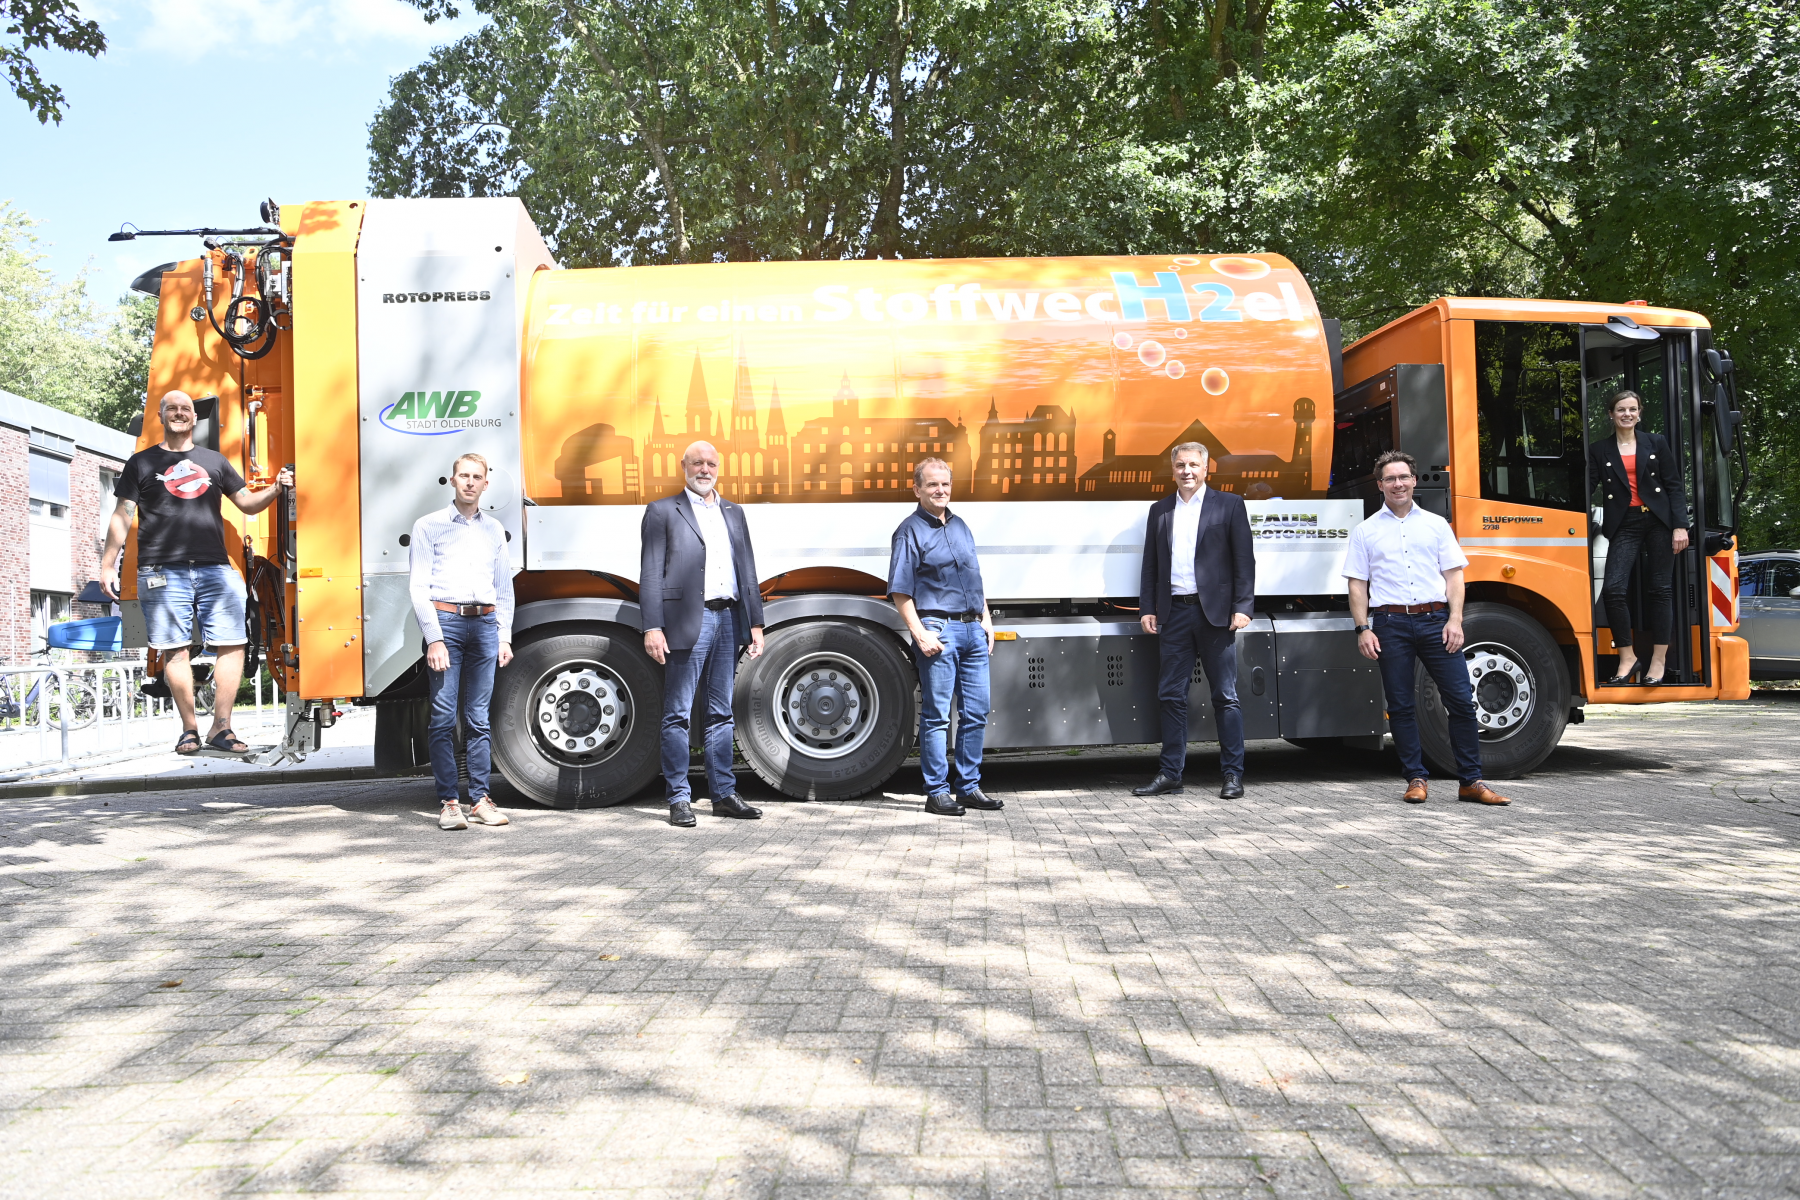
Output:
[
  {"xmin": 532, "ymin": 664, "xmax": 630, "ymax": 764},
  {"xmin": 1465, "ymin": 643, "xmax": 1534, "ymax": 740},
  {"xmin": 776, "ymin": 653, "xmax": 878, "ymax": 760}
]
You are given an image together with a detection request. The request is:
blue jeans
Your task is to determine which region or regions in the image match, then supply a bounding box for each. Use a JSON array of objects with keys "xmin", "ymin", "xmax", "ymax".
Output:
[
  {"xmin": 915, "ymin": 616, "xmax": 990, "ymax": 796},
  {"xmin": 426, "ymin": 612, "xmax": 498, "ymax": 804},
  {"xmin": 660, "ymin": 607, "xmax": 739, "ymax": 803},
  {"xmin": 1374, "ymin": 610, "xmax": 1483, "ymax": 786},
  {"xmin": 138, "ymin": 563, "xmax": 247, "ymax": 650},
  {"xmin": 1156, "ymin": 602, "xmax": 1244, "ymax": 779}
]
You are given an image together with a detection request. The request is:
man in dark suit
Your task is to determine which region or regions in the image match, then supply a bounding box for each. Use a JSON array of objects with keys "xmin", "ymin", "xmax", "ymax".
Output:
[
  {"xmin": 1133, "ymin": 442, "xmax": 1255, "ymax": 799},
  {"xmin": 641, "ymin": 441, "xmax": 766, "ymax": 827}
]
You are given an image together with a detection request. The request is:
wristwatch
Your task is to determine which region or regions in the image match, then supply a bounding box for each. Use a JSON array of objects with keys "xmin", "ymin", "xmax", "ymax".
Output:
[{"xmin": 1353, "ymin": 624, "xmax": 1371, "ymax": 634}]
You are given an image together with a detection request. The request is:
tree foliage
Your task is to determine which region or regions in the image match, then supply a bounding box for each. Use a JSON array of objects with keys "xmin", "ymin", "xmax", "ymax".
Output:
[
  {"xmin": 0, "ymin": 203, "xmax": 152, "ymax": 430},
  {"xmin": 2, "ymin": 0, "xmax": 106, "ymax": 124},
  {"xmin": 372, "ymin": 0, "xmax": 1800, "ymax": 544}
]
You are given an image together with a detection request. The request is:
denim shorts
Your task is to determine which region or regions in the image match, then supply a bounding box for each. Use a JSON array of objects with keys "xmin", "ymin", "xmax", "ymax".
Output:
[{"xmin": 139, "ymin": 563, "xmax": 247, "ymax": 651}]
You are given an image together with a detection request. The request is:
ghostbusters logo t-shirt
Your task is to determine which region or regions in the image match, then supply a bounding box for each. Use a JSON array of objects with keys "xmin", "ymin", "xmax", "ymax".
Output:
[{"xmin": 116, "ymin": 445, "xmax": 247, "ymax": 566}]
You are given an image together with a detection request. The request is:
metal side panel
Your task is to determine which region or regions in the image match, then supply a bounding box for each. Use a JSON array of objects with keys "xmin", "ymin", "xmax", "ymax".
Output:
[
  {"xmin": 356, "ymin": 197, "xmax": 545, "ymax": 583},
  {"xmin": 362, "ymin": 573, "xmax": 424, "ymax": 697},
  {"xmin": 1273, "ymin": 615, "xmax": 1386, "ymax": 738},
  {"xmin": 985, "ymin": 617, "xmax": 1277, "ymax": 750}
]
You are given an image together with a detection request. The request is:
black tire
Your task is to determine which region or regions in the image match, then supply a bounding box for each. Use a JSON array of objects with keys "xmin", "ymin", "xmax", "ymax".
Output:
[
  {"xmin": 490, "ymin": 628, "xmax": 663, "ymax": 808},
  {"xmin": 735, "ymin": 620, "xmax": 916, "ymax": 800},
  {"xmin": 1416, "ymin": 602, "xmax": 1570, "ymax": 780}
]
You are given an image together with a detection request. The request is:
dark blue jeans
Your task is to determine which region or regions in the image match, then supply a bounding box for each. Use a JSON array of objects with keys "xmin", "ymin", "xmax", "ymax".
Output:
[
  {"xmin": 660, "ymin": 607, "xmax": 739, "ymax": 804},
  {"xmin": 915, "ymin": 616, "xmax": 990, "ymax": 796},
  {"xmin": 426, "ymin": 612, "xmax": 498, "ymax": 804},
  {"xmin": 1373, "ymin": 609, "xmax": 1483, "ymax": 786},
  {"xmin": 1157, "ymin": 602, "xmax": 1244, "ymax": 779}
]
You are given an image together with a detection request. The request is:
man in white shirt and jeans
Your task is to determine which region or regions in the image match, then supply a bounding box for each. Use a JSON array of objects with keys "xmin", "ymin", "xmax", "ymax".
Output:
[
  {"xmin": 1345, "ymin": 450, "xmax": 1511, "ymax": 807},
  {"xmin": 409, "ymin": 453, "xmax": 516, "ymax": 831}
]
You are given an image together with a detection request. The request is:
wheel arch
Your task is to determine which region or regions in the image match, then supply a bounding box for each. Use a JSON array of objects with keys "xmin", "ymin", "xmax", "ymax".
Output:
[{"xmin": 513, "ymin": 597, "xmax": 643, "ymax": 642}]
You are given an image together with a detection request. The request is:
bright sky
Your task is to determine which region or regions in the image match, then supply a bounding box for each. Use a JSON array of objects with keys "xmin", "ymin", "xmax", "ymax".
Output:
[{"xmin": 2, "ymin": 0, "xmax": 483, "ymax": 302}]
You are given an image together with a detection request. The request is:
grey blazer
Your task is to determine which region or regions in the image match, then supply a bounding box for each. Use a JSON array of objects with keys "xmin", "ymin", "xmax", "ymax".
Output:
[{"xmin": 639, "ymin": 491, "xmax": 765, "ymax": 651}]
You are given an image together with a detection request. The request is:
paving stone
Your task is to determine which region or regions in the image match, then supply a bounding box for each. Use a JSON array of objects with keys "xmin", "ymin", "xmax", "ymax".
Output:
[{"xmin": 4, "ymin": 700, "xmax": 1800, "ymax": 1197}]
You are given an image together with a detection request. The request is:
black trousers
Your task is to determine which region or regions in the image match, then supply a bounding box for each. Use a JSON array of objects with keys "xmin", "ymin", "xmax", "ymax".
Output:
[
  {"xmin": 1603, "ymin": 508, "xmax": 1674, "ymax": 649},
  {"xmin": 1156, "ymin": 601, "xmax": 1244, "ymax": 778}
]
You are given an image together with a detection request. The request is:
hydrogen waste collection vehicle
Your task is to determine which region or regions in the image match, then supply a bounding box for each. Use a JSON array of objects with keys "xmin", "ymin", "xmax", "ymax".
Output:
[{"xmin": 110, "ymin": 197, "xmax": 1750, "ymax": 802}]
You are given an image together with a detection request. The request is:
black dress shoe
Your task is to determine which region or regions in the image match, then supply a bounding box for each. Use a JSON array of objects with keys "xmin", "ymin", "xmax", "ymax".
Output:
[
  {"xmin": 712, "ymin": 793, "xmax": 763, "ymax": 819},
  {"xmin": 923, "ymin": 793, "xmax": 966, "ymax": 816},
  {"xmin": 668, "ymin": 800, "xmax": 696, "ymax": 827},
  {"xmin": 958, "ymin": 788, "xmax": 1003, "ymax": 810},
  {"xmin": 1219, "ymin": 773, "xmax": 1245, "ymax": 799},
  {"xmin": 1131, "ymin": 773, "xmax": 1184, "ymax": 797}
]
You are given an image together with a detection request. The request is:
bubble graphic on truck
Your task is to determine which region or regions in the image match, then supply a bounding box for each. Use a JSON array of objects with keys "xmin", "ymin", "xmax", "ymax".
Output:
[
  {"xmin": 1201, "ymin": 367, "xmax": 1230, "ymax": 395},
  {"xmin": 1165, "ymin": 360, "xmax": 1186, "ymax": 380},
  {"xmin": 1137, "ymin": 340, "xmax": 1166, "ymax": 368},
  {"xmin": 1209, "ymin": 257, "xmax": 1272, "ymax": 280}
]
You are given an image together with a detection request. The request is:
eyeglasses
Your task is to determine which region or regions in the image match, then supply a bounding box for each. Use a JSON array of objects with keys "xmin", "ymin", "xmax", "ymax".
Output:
[{"xmin": 1382, "ymin": 473, "xmax": 1416, "ymax": 483}]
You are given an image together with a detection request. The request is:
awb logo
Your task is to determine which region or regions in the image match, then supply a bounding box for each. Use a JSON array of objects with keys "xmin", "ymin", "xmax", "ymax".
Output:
[{"xmin": 378, "ymin": 390, "xmax": 504, "ymax": 436}]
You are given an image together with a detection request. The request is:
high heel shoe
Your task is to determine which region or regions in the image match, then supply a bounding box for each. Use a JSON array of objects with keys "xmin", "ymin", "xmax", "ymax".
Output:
[
  {"xmin": 1604, "ymin": 661, "xmax": 1642, "ymax": 686},
  {"xmin": 1642, "ymin": 667, "xmax": 1667, "ymax": 686}
]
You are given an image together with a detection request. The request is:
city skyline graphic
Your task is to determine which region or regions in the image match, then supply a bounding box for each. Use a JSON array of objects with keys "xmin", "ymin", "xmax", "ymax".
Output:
[{"xmin": 548, "ymin": 347, "xmax": 1319, "ymax": 505}]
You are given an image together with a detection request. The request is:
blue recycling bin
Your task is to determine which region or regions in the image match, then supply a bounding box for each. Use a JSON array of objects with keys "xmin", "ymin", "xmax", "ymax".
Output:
[{"xmin": 46, "ymin": 617, "xmax": 123, "ymax": 652}]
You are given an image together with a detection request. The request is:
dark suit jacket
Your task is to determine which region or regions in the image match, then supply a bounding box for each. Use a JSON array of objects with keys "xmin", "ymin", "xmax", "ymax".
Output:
[
  {"xmin": 639, "ymin": 491, "xmax": 765, "ymax": 651},
  {"xmin": 1588, "ymin": 431, "xmax": 1688, "ymax": 539},
  {"xmin": 1139, "ymin": 487, "xmax": 1256, "ymax": 628}
]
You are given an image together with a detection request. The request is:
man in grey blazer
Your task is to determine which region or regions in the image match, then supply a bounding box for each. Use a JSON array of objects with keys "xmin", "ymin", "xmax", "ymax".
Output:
[{"xmin": 640, "ymin": 441, "xmax": 766, "ymax": 827}]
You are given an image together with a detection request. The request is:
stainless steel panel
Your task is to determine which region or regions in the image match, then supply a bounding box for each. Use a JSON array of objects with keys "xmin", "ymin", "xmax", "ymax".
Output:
[
  {"xmin": 1273, "ymin": 615, "xmax": 1385, "ymax": 738},
  {"xmin": 362, "ymin": 573, "xmax": 423, "ymax": 697}
]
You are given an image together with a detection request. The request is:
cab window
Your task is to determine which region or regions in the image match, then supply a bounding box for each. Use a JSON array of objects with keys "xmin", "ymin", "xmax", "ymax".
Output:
[{"xmin": 1475, "ymin": 322, "xmax": 1584, "ymax": 511}]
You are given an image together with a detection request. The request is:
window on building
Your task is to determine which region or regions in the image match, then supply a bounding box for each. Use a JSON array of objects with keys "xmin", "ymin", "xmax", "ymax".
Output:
[
  {"xmin": 30, "ymin": 589, "xmax": 71, "ymax": 646},
  {"xmin": 29, "ymin": 449, "xmax": 70, "ymax": 519}
]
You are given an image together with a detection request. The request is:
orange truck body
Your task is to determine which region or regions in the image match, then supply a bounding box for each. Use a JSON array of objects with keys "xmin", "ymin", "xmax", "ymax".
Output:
[{"xmin": 118, "ymin": 198, "xmax": 1747, "ymax": 797}]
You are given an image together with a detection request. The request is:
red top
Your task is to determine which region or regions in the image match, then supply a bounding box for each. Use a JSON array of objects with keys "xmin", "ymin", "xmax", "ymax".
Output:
[{"xmin": 1620, "ymin": 446, "xmax": 1641, "ymax": 505}]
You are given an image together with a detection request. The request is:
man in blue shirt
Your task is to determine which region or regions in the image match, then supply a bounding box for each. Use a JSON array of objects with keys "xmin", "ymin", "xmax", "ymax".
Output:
[{"xmin": 888, "ymin": 458, "xmax": 1000, "ymax": 816}]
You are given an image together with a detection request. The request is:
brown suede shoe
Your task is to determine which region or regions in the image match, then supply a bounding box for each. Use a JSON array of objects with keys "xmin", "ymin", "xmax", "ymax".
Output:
[
  {"xmin": 1458, "ymin": 781, "xmax": 1511, "ymax": 806},
  {"xmin": 1403, "ymin": 779, "xmax": 1428, "ymax": 804}
]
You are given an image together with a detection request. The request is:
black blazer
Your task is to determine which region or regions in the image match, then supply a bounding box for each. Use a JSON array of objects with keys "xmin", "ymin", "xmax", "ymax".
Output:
[
  {"xmin": 1138, "ymin": 487, "xmax": 1255, "ymax": 628},
  {"xmin": 1588, "ymin": 431, "xmax": 1688, "ymax": 540},
  {"xmin": 639, "ymin": 492, "xmax": 765, "ymax": 651}
]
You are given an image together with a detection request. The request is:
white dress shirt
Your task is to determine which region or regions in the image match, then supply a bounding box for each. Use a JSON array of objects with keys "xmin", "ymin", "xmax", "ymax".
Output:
[
  {"xmin": 408, "ymin": 504, "xmax": 515, "ymax": 644},
  {"xmin": 1343, "ymin": 503, "xmax": 1467, "ymax": 607},
  {"xmin": 687, "ymin": 488, "xmax": 738, "ymax": 602},
  {"xmin": 1169, "ymin": 484, "xmax": 1206, "ymax": 595}
]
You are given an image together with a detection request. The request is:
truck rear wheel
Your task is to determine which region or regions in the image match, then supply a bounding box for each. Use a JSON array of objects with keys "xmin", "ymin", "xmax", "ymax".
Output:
[
  {"xmin": 491, "ymin": 629, "xmax": 662, "ymax": 808},
  {"xmin": 1417, "ymin": 602, "xmax": 1569, "ymax": 780},
  {"xmin": 735, "ymin": 620, "xmax": 915, "ymax": 800}
]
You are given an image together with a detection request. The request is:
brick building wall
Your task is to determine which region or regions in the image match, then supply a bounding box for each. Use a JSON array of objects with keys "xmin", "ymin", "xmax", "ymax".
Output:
[
  {"xmin": 70, "ymin": 448, "xmax": 124, "ymax": 621},
  {"xmin": 1, "ymin": 388, "xmax": 138, "ymax": 664},
  {"xmin": 0, "ymin": 425, "xmax": 28, "ymax": 664}
]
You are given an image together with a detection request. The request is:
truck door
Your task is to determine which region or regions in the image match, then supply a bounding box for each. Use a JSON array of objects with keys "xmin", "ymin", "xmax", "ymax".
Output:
[{"xmin": 1581, "ymin": 320, "xmax": 1706, "ymax": 686}]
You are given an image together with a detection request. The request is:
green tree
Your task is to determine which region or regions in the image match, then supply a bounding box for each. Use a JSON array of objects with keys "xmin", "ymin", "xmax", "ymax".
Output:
[
  {"xmin": 2, "ymin": 0, "xmax": 106, "ymax": 124},
  {"xmin": 0, "ymin": 202, "xmax": 151, "ymax": 430}
]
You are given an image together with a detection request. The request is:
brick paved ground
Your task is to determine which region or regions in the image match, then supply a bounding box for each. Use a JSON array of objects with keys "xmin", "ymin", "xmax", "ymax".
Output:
[{"xmin": 5, "ymin": 698, "xmax": 1800, "ymax": 1199}]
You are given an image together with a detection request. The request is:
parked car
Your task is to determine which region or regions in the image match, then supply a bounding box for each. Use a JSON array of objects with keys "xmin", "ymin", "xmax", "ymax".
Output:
[{"xmin": 1738, "ymin": 551, "xmax": 1800, "ymax": 678}]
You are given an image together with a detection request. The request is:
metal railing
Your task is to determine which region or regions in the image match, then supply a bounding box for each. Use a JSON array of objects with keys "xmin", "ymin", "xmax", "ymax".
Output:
[{"xmin": 0, "ymin": 656, "xmax": 283, "ymax": 781}]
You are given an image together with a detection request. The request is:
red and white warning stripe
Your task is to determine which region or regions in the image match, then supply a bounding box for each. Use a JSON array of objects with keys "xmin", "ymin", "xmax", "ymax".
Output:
[{"xmin": 1709, "ymin": 554, "xmax": 1738, "ymax": 629}]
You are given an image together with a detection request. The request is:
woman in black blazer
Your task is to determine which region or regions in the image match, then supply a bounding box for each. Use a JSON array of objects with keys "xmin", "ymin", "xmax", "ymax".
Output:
[{"xmin": 1587, "ymin": 389, "xmax": 1690, "ymax": 684}]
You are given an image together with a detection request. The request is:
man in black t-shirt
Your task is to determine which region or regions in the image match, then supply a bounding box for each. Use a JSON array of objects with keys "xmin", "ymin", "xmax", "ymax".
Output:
[{"xmin": 100, "ymin": 391, "xmax": 291, "ymax": 756}]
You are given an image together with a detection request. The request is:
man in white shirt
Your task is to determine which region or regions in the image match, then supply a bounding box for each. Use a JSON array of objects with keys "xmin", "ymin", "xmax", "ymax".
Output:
[
  {"xmin": 1345, "ymin": 450, "xmax": 1510, "ymax": 806},
  {"xmin": 1133, "ymin": 442, "xmax": 1255, "ymax": 799},
  {"xmin": 408, "ymin": 453, "xmax": 517, "ymax": 831},
  {"xmin": 640, "ymin": 441, "xmax": 767, "ymax": 827}
]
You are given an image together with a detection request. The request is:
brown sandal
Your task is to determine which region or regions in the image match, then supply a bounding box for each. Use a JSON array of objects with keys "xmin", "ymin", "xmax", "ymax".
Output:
[{"xmin": 174, "ymin": 729, "xmax": 202, "ymax": 755}]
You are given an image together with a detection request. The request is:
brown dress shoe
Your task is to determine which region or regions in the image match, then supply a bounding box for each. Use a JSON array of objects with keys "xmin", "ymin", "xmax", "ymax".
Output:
[
  {"xmin": 1458, "ymin": 781, "xmax": 1511, "ymax": 805},
  {"xmin": 1403, "ymin": 779, "xmax": 1428, "ymax": 804}
]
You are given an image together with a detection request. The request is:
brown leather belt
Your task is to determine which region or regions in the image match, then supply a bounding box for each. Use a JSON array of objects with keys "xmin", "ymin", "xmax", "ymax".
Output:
[
  {"xmin": 434, "ymin": 601, "xmax": 495, "ymax": 617},
  {"xmin": 1374, "ymin": 602, "xmax": 1446, "ymax": 614}
]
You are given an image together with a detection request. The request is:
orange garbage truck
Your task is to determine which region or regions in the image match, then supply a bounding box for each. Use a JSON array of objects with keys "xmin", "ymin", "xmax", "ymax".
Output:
[{"xmin": 112, "ymin": 197, "xmax": 1750, "ymax": 801}]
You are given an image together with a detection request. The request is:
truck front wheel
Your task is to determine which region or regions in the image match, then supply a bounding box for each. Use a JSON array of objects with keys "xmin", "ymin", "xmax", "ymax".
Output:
[
  {"xmin": 1417, "ymin": 602, "xmax": 1570, "ymax": 780},
  {"xmin": 735, "ymin": 620, "xmax": 916, "ymax": 800},
  {"xmin": 491, "ymin": 629, "xmax": 662, "ymax": 808}
]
